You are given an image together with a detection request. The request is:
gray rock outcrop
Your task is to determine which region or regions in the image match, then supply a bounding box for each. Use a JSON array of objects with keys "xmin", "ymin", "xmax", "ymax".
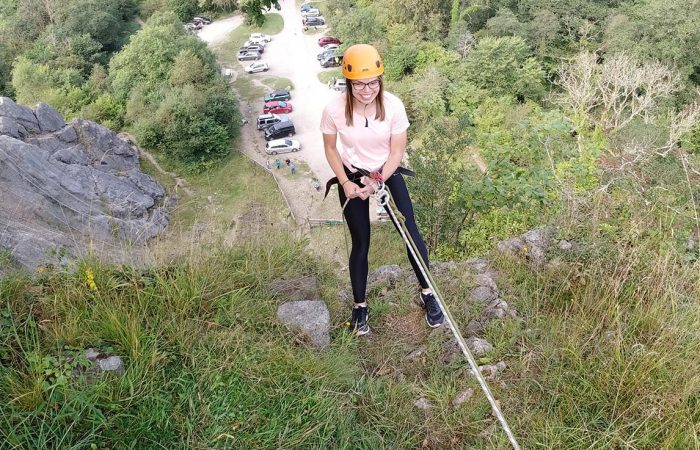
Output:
[
  {"xmin": 0, "ymin": 97, "xmax": 169, "ymax": 271},
  {"xmin": 277, "ymin": 300, "xmax": 330, "ymax": 349}
]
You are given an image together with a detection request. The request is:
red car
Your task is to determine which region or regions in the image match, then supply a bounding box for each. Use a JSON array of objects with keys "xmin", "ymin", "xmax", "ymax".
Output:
[
  {"xmin": 263, "ymin": 101, "xmax": 293, "ymax": 114},
  {"xmin": 318, "ymin": 36, "xmax": 341, "ymax": 47}
]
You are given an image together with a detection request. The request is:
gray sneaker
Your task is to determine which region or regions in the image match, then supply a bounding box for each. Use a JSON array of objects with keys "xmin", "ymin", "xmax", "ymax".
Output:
[{"xmin": 419, "ymin": 292, "xmax": 444, "ymax": 327}]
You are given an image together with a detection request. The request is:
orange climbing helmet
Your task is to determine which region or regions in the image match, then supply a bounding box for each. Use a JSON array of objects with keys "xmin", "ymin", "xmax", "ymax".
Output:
[{"xmin": 342, "ymin": 44, "xmax": 384, "ymax": 80}]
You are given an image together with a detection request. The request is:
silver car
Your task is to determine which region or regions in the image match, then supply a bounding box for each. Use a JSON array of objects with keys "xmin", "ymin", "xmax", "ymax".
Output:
[
  {"xmin": 265, "ymin": 138, "xmax": 301, "ymax": 155},
  {"xmin": 245, "ymin": 62, "xmax": 269, "ymax": 73},
  {"xmin": 238, "ymin": 51, "xmax": 261, "ymax": 61}
]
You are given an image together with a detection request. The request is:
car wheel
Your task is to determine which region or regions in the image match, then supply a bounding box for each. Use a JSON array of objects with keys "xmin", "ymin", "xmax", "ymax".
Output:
[
  {"xmin": 293, "ymin": 148, "xmax": 299, "ymax": 152},
  {"xmin": 264, "ymin": 68, "xmax": 268, "ymax": 71},
  {"xmin": 271, "ymin": 151, "xmax": 277, "ymax": 155}
]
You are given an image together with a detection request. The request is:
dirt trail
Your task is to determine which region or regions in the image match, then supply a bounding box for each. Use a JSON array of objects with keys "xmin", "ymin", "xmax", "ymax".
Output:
[{"xmin": 119, "ymin": 132, "xmax": 193, "ymax": 196}]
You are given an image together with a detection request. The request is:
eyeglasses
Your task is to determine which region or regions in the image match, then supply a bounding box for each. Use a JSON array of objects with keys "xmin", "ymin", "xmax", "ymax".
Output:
[{"xmin": 351, "ymin": 80, "xmax": 380, "ymax": 91}]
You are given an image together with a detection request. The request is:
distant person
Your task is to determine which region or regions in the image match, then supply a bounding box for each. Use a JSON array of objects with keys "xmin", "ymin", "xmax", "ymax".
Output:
[
  {"xmin": 320, "ymin": 44, "xmax": 444, "ymax": 336},
  {"xmin": 266, "ymin": 160, "xmax": 271, "ymax": 170},
  {"xmin": 275, "ymin": 159, "xmax": 281, "ymax": 169},
  {"xmin": 285, "ymin": 158, "xmax": 291, "ymax": 167},
  {"xmin": 290, "ymin": 162, "xmax": 296, "ymax": 174}
]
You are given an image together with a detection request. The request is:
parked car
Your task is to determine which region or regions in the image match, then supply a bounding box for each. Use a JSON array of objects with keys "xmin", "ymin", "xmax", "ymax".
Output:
[
  {"xmin": 303, "ymin": 16, "xmax": 325, "ymax": 26},
  {"xmin": 264, "ymin": 121, "xmax": 296, "ymax": 141},
  {"xmin": 264, "ymin": 89, "xmax": 291, "ymax": 102},
  {"xmin": 318, "ymin": 36, "xmax": 341, "ymax": 47},
  {"xmin": 241, "ymin": 43, "xmax": 264, "ymax": 53},
  {"xmin": 263, "ymin": 101, "xmax": 292, "ymax": 114},
  {"xmin": 245, "ymin": 38, "xmax": 267, "ymax": 47},
  {"xmin": 250, "ymin": 33, "xmax": 272, "ymax": 42},
  {"xmin": 322, "ymin": 43, "xmax": 339, "ymax": 52},
  {"xmin": 330, "ymin": 78, "xmax": 347, "ymax": 92},
  {"xmin": 265, "ymin": 138, "xmax": 301, "ymax": 155},
  {"xmin": 320, "ymin": 54, "xmax": 342, "ymax": 68},
  {"xmin": 301, "ymin": 8, "xmax": 320, "ymax": 17},
  {"xmin": 192, "ymin": 16, "xmax": 212, "ymax": 25},
  {"xmin": 317, "ymin": 48, "xmax": 340, "ymax": 61},
  {"xmin": 257, "ymin": 113, "xmax": 289, "ymax": 130},
  {"xmin": 245, "ymin": 62, "xmax": 269, "ymax": 73},
  {"xmin": 238, "ymin": 51, "xmax": 261, "ymax": 61},
  {"xmin": 184, "ymin": 22, "xmax": 202, "ymax": 31}
]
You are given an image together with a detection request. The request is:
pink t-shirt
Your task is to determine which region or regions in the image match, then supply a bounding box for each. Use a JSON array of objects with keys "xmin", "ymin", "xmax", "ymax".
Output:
[{"xmin": 320, "ymin": 91, "xmax": 410, "ymax": 172}]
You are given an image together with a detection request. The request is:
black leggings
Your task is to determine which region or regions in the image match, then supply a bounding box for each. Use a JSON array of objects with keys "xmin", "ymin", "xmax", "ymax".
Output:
[{"xmin": 338, "ymin": 171, "xmax": 430, "ymax": 303}]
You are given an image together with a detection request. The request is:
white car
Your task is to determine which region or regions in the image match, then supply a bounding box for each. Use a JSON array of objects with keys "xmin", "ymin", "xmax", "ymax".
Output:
[
  {"xmin": 244, "ymin": 39, "xmax": 266, "ymax": 47},
  {"xmin": 330, "ymin": 78, "xmax": 346, "ymax": 91},
  {"xmin": 250, "ymin": 33, "xmax": 272, "ymax": 43},
  {"xmin": 265, "ymin": 138, "xmax": 301, "ymax": 155},
  {"xmin": 301, "ymin": 8, "xmax": 320, "ymax": 17},
  {"xmin": 322, "ymin": 43, "xmax": 339, "ymax": 51},
  {"xmin": 245, "ymin": 62, "xmax": 269, "ymax": 73}
]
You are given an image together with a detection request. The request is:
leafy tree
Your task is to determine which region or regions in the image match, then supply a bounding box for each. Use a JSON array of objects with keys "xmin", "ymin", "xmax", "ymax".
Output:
[
  {"xmin": 382, "ymin": 24, "xmax": 421, "ymax": 81},
  {"xmin": 414, "ymin": 42, "xmax": 460, "ymax": 78},
  {"xmin": 112, "ymin": 11, "xmax": 239, "ymax": 166},
  {"xmin": 461, "ymin": 36, "xmax": 545, "ymax": 100},
  {"xmin": 459, "ymin": 4, "xmax": 495, "ymax": 33},
  {"xmin": 528, "ymin": 9, "xmax": 560, "ymax": 57},
  {"xmin": 169, "ymin": 49, "xmax": 214, "ymax": 87},
  {"xmin": 168, "ymin": 0, "xmax": 198, "ymax": 21},
  {"xmin": 484, "ymin": 8, "xmax": 527, "ymax": 40},
  {"xmin": 109, "ymin": 12, "xmax": 192, "ymax": 101},
  {"xmin": 408, "ymin": 116, "xmax": 469, "ymax": 252},
  {"xmin": 0, "ymin": 44, "xmax": 14, "ymax": 97},
  {"xmin": 147, "ymin": 84, "xmax": 235, "ymax": 164},
  {"xmin": 603, "ymin": 0, "xmax": 700, "ymax": 100},
  {"xmin": 404, "ymin": 67, "xmax": 448, "ymax": 124},
  {"xmin": 80, "ymin": 94, "xmax": 125, "ymax": 129},
  {"xmin": 241, "ymin": 0, "xmax": 281, "ymax": 26},
  {"xmin": 11, "ymin": 56, "xmax": 89, "ymax": 116},
  {"xmin": 58, "ymin": 0, "xmax": 125, "ymax": 52},
  {"xmin": 331, "ymin": 4, "xmax": 386, "ymax": 47}
]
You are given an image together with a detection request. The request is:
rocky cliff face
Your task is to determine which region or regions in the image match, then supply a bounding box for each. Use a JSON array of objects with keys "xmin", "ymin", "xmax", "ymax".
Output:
[{"xmin": 0, "ymin": 97, "xmax": 169, "ymax": 271}]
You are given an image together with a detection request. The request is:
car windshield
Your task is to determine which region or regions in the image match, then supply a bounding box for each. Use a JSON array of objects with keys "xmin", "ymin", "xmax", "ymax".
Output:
[
  {"xmin": 278, "ymin": 102, "xmax": 286, "ymax": 107},
  {"xmin": 284, "ymin": 140, "xmax": 292, "ymax": 145}
]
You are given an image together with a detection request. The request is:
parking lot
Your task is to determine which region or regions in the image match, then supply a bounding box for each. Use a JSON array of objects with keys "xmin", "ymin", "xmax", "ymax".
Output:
[{"xmin": 199, "ymin": 2, "xmax": 384, "ymax": 222}]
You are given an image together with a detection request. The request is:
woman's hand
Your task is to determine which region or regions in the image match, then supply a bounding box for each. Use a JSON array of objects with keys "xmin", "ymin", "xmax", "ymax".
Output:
[
  {"xmin": 343, "ymin": 181, "xmax": 362, "ymax": 199},
  {"xmin": 344, "ymin": 179, "xmax": 378, "ymax": 200}
]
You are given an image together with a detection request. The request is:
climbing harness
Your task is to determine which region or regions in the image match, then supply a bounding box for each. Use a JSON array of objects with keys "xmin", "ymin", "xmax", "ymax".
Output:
[
  {"xmin": 371, "ymin": 177, "xmax": 522, "ymax": 450},
  {"xmin": 329, "ymin": 166, "xmax": 521, "ymax": 449}
]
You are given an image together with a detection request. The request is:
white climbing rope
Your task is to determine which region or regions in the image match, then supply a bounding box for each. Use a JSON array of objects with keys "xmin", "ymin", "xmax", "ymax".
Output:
[{"xmin": 374, "ymin": 181, "xmax": 522, "ymax": 450}]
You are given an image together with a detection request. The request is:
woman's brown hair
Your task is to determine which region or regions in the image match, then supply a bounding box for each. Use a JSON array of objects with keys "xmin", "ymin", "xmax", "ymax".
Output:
[{"xmin": 344, "ymin": 77, "xmax": 386, "ymax": 127}]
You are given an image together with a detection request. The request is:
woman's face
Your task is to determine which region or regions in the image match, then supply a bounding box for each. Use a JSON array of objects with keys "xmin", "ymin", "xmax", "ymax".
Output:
[{"xmin": 350, "ymin": 76, "xmax": 381, "ymax": 105}]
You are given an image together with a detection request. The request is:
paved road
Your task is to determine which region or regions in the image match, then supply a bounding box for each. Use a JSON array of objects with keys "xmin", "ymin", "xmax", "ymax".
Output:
[{"xmin": 197, "ymin": 15, "xmax": 244, "ymax": 44}]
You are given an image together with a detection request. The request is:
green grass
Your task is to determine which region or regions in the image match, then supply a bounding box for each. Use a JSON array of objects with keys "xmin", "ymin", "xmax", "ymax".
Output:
[
  {"xmin": 1, "ymin": 217, "xmax": 699, "ymax": 448},
  {"xmin": 230, "ymin": 72, "xmax": 269, "ymax": 102},
  {"xmin": 261, "ymin": 76, "xmax": 294, "ymax": 91},
  {"xmin": 140, "ymin": 143, "xmax": 291, "ymax": 243},
  {"xmin": 318, "ymin": 68, "xmax": 342, "ymax": 84}
]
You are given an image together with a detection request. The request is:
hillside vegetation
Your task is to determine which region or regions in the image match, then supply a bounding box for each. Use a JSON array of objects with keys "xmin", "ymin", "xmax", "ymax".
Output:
[{"xmin": 1, "ymin": 0, "xmax": 700, "ymax": 448}]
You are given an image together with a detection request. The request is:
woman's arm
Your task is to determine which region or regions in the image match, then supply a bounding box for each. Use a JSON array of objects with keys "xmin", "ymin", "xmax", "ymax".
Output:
[{"xmin": 381, "ymin": 130, "xmax": 407, "ymax": 180}]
